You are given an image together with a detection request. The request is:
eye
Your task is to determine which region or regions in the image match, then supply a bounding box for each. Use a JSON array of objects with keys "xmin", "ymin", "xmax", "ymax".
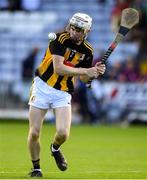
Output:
[
  {"xmin": 75, "ymin": 28, "xmax": 82, "ymax": 32},
  {"xmin": 70, "ymin": 25, "xmax": 84, "ymax": 33}
]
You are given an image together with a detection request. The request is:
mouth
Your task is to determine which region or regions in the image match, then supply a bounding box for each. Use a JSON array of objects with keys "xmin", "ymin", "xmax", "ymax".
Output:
[
  {"xmin": 70, "ymin": 35, "xmax": 82, "ymax": 43},
  {"xmin": 70, "ymin": 37, "xmax": 79, "ymax": 42}
]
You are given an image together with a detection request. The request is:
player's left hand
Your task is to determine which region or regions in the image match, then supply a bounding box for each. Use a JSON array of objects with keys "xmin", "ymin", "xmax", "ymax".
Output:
[{"xmin": 95, "ymin": 61, "xmax": 106, "ymax": 75}]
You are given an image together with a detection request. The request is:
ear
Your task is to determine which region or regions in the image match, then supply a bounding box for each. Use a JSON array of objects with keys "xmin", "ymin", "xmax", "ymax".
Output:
[{"xmin": 65, "ymin": 25, "xmax": 70, "ymax": 32}]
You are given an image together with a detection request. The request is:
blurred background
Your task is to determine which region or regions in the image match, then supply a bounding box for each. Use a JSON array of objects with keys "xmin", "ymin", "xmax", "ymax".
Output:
[{"xmin": 0, "ymin": 0, "xmax": 147, "ymax": 125}]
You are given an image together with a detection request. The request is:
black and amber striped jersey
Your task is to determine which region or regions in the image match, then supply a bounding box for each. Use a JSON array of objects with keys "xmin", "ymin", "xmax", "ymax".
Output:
[{"xmin": 35, "ymin": 31, "xmax": 93, "ymax": 93}]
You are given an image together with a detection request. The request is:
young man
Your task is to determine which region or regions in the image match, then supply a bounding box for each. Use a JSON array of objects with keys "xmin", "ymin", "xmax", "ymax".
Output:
[{"xmin": 28, "ymin": 12, "xmax": 106, "ymax": 177}]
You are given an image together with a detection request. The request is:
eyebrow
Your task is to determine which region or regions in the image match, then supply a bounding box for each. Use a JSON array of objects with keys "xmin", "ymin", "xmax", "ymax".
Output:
[{"xmin": 71, "ymin": 25, "xmax": 84, "ymax": 32}]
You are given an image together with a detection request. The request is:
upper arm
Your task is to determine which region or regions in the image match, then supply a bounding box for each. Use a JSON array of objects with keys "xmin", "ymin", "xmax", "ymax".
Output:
[
  {"xmin": 49, "ymin": 36, "xmax": 66, "ymax": 56},
  {"xmin": 52, "ymin": 55, "xmax": 64, "ymax": 72},
  {"xmin": 49, "ymin": 34, "xmax": 66, "ymax": 71}
]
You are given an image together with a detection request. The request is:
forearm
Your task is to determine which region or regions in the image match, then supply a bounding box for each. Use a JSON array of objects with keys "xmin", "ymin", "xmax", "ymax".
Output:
[
  {"xmin": 53, "ymin": 55, "xmax": 99, "ymax": 78},
  {"xmin": 53, "ymin": 55, "xmax": 88, "ymax": 76},
  {"xmin": 54, "ymin": 63, "xmax": 88, "ymax": 76}
]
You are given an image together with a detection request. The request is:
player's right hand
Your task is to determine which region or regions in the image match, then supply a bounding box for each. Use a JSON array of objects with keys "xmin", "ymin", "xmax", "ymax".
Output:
[
  {"xmin": 86, "ymin": 67, "xmax": 99, "ymax": 79},
  {"xmin": 95, "ymin": 62, "xmax": 106, "ymax": 75}
]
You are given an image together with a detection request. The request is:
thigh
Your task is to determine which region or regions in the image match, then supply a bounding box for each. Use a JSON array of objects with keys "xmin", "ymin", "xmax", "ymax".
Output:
[
  {"xmin": 28, "ymin": 77, "xmax": 50, "ymax": 109},
  {"xmin": 29, "ymin": 106, "xmax": 48, "ymax": 131},
  {"xmin": 51, "ymin": 89, "xmax": 72, "ymax": 109},
  {"xmin": 54, "ymin": 106, "xmax": 72, "ymax": 133}
]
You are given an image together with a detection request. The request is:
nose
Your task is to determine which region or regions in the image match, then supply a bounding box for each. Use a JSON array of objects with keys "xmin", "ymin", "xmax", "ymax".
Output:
[{"xmin": 72, "ymin": 29, "xmax": 77, "ymax": 35}]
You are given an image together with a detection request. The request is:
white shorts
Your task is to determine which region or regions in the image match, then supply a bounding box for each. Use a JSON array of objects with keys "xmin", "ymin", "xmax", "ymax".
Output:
[{"xmin": 28, "ymin": 77, "xmax": 71, "ymax": 109}]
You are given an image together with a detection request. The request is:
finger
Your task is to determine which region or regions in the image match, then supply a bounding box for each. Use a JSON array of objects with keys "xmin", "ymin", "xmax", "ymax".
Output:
[
  {"xmin": 98, "ymin": 64, "xmax": 106, "ymax": 68},
  {"xmin": 99, "ymin": 70, "xmax": 105, "ymax": 74},
  {"xmin": 95, "ymin": 67, "xmax": 104, "ymax": 72},
  {"xmin": 95, "ymin": 62, "xmax": 102, "ymax": 66},
  {"xmin": 97, "ymin": 68, "xmax": 105, "ymax": 74},
  {"xmin": 95, "ymin": 65, "xmax": 106, "ymax": 70}
]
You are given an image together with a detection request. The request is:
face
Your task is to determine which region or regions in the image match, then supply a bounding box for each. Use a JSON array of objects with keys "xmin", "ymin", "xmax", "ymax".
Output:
[{"xmin": 69, "ymin": 25, "xmax": 86, "ymax": 44}]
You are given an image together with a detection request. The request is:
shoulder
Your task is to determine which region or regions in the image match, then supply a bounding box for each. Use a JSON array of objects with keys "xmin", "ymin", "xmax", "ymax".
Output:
[
  {"xmin": 83, "ymin": 40, "xmax": 93, "ymax": 55},
  {"xmin": 56, "ymin": 31, "xmax": 70, "ymax": 44}
]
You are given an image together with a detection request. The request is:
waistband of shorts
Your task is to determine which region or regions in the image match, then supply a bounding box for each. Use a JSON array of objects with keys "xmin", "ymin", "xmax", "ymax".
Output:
[{"xmin": 35, "ymin": 71, "xmax": 73, "ymax": 95}]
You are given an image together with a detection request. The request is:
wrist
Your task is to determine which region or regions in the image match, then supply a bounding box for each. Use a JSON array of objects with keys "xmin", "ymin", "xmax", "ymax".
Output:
[{"xmin": 78, "ymin": 67, "xmax": 88, "ymax": 75}]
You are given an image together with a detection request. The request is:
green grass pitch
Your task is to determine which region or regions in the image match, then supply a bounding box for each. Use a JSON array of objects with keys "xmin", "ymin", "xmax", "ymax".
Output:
[{"xmin": 0, "ymin": 120, "xmax": 147, "ymax": 179}]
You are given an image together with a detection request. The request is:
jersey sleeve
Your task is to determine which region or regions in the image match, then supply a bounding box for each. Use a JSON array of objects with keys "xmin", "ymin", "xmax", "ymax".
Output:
[{"xmin": 49, "ymin": 35, "xmax": 66, "ymax": 56}]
